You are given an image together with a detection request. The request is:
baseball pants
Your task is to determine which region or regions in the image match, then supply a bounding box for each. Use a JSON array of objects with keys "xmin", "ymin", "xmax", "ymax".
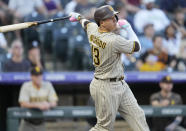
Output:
[
  {"xmin": 19, "ymin": 120, "xmax": 46, "ymax": 131},
  {"xmin": 89, "ymin": 78, "xmax": 150, "ymax": 131}
]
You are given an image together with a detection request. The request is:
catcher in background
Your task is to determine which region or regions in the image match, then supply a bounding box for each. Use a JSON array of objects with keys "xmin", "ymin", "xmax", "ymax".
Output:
[
  {"xmin": 18, "ymin": 66, "xmax": 58, "ymax": 131},
  {"xmin": 69, "ymin": 5, "xmax": 149, "ymax": 131}
]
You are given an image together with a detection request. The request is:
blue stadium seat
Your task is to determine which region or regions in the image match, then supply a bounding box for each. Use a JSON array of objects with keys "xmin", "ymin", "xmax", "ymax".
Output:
[
  {"xmin": 52, "ymin": 27, "xmax": 70, "ymax": 62},
  {"xmin": 24, "ymin": 11, "xmax": 45, "ymax": 22}
]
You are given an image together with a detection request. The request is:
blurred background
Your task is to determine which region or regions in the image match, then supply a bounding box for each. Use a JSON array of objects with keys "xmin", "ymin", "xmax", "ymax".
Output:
[{"xmin": 0, "ymin": 0, "xmax": 186, "ymax": 130}]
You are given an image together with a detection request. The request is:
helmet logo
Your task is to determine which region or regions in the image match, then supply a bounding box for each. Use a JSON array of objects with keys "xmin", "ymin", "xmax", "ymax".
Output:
[{"xmin": 108, "ymin": 6, "xmax": 114, "ymax": 12}]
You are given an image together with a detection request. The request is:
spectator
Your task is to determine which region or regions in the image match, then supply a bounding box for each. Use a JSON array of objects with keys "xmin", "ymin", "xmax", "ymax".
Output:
[
  {"xmin": 121, "ymin": 0, "xmax": 141, "ymax": 13},
  {"xmin": 136, "ymin": 35, "xmax": 173, "ymax": 71},
  {"xmin": 163, "ymin": 24, "xmax": 182, "ymax": 56},
  {"xmin": 64, "ymin": 0, "xmax": 77, "ymax": 15},
  {"xmin": 134, "ymin": 0, "xmax": 170, "ymax": 33},
  {"xmin": 27, "ymin": 41, "xmax": 44, "ymax": 69},
  {"xmin": 159, "ymin": 0, "xmax": 186, "ymax": 13},
  {"xmin": 0, "ymin": 33, "xmax": 7, "ymax": 50},
  {"xmin": 139, "ymin": 24, "xmax": 154, "ymax": 53},
  {"xmin": 150, "ymin": 75, "xmax": 185, "ymax": 131},
  {"xmin": 18, "ymin": 66, "xmax": 58, "ymax": 131},
  {"xmin": 74, "ymin": 0, "xmax": 96, "ymax": 19},
  {"xmin": 175, "ymin": 39, "xmax": 186, "ymax": 71},
  {"xmin": 96, "ymin": 0, "xmax": 120, "ymax": 8},
  {"xmin": 43, "ymin": 0, "xmax": 63, "ymax": 16},
  {"xmin": 3, "ymin": 39, "xmax": 30, "ymax": 72},
  {"xmin": 97, "ymin": 0, "xmax": 140, "ymax": 14},
  {"xmin": 8, "ymin": 0, "xmax": 47, "ymax": 19},
  {"xmin": 0, "ymin": 6, "xmax": 14, "ymax": 26},
  {"xmin": 172, "ymin": 8, "xmax": 186, "ymax": 38}
]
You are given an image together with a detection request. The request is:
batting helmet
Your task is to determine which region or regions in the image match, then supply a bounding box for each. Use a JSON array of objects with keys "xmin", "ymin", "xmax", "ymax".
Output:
[{"xmin": 94, "ymin": 5, "xmax": 119, "ymax": 26}]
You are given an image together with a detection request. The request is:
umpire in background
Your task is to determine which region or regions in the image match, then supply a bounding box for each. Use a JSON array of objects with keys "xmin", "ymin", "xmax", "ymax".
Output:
[
  {"xmin": 150, "ymin": 75, "xmax": 186, "ymax": 131},
  {"xmin": 18, "ymin": 66, "xmax": 58, "ymax": 131}
]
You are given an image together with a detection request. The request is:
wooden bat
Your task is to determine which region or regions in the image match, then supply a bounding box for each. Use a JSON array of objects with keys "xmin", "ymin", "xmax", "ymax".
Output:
[{"xmin": 0, "ymin": 16, "xmax": 70, "ymax": 33}]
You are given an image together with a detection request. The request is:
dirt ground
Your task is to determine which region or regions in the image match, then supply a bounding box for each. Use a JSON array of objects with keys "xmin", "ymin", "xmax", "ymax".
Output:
[{"xmin": 46, "ymin": 120, "xmax": 132, "ymax": 131}]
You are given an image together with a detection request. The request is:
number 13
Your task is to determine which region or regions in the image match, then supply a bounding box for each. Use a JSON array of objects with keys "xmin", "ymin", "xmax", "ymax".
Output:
[{"xmin": 91, "ymin": 45, "xmax": 100, "ymax": 66}]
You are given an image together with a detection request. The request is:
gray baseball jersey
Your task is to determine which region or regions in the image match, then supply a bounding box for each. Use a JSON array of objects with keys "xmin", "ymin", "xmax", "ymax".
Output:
[
  {"xmin": 86, "ymin": 23, "xmax": 135, "ymax": 79},
  {"xmin": 19, "ymin": 81, "xmax": 58, "ymax": 131},
  {"xmin": 19, "ymin": 81, "xmax": 58, "ymax": 103}
]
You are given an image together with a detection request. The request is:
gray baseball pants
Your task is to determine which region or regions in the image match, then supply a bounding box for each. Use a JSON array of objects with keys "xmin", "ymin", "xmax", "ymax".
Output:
[
  {"xmin": 89, "ymin": 78, "xmax": 150, "ymax": 131},
  {"xmin": 19, "ymin": 120, "xmax": 46, "ymax": 131}
]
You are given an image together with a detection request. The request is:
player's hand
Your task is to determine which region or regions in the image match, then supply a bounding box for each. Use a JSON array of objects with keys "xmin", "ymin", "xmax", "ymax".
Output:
[
  {"xmin": 37, "ymin": 102, "xmax": 50, "ymax": 110},
  {"xmin": 117, "ymin": 19, "xmax": 131, "ymax": 30},
  {"xmin": 69, "ymin": 12, "xmax": 81, "ymax": 22},
  {"xmin": 160, "ymin": 99, "xmax": 170, "ymax": 106}
]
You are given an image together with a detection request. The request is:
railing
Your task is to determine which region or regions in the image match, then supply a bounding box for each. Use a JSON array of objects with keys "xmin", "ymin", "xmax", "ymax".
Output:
[
  {"xmin": 7, "ymin": 106, "xmax": 186, "ymax": 131},
  {"xmin": 1, "ymin": 72, "xmax": 186, "ymax": 85}
]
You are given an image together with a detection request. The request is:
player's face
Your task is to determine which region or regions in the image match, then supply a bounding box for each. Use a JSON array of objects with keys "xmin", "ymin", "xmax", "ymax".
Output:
[
  {"xmin": 31, "ymin": 75, "xmax": 43, "ymax": 87},
  {"xmin": 102, "ymin": 16, "xmax": 117, "ymax": 31},
  {"xmin": 160, "ymin": 82, "xmax": 173, "ymax": 93}
]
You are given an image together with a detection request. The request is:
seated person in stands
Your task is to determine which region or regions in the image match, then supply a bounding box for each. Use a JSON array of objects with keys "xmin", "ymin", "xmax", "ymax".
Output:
[
  {"xmin": 43, "ymin": 0, "xmax": 63, "ymax": 16},
  {"xmin": 136, "ymin": 35, "xmax": 175, "ymax": 71},
  {"xmin": 150, "ymin": 75, "xmax": 185, "ymax": 131},
  {"xmin": 28, "ymin": 40, "xmax": 44, "ymax": 69},
  {"xmin": 139, "ymin": 24, "xmax": 154, "ymax": 54},
  {"xmin": 3, "ymin": 39, "xmax": 30, "ymax": 72},
  {"xmin": 18, "ymin": 66, "xmax": 58, "ymax": 131},
  {"xmin": 174, "ymin": 39, "xmax": 186, "ymax": 72}
]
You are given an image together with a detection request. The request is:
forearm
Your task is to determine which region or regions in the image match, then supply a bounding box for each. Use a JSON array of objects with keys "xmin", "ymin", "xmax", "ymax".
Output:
[
  {"xmin": 49, "ymin": 101, "xmax": 57, "ymax": 108},
  {"xmin": 173, "ymin": 116, "xmax": 183, "ymax": 125},
  {"xmin": 20, "ymin": 102, "xmax": 40, "ymax": 109},
  {"xmin": 126, "ymin": 26, "xmax": 140, "ymax": 46},
  {"xmin": 118, "ymin": 20, "xmax": 141, "ymax": 51}
]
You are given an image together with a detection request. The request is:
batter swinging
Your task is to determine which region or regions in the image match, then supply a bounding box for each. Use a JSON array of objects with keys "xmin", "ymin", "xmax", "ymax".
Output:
[{"xmin": 69, "ymin": 5, "xmax": 150, "ymax": 131}]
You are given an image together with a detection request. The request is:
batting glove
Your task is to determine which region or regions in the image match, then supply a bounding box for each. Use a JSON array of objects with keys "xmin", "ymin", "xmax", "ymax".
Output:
[
  {"xmin": 69, "ymin": 12, "xmax": 81, "ymax": 22},
  {"xmin": 117, "ymin": 19, "xmax": 131, "ymax": 30}
]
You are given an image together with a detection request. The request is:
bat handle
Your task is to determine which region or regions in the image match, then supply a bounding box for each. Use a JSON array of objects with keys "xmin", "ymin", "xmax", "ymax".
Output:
[{"xmin": 37, "ymin": 16, "xmax": 70, "ymax": 25}]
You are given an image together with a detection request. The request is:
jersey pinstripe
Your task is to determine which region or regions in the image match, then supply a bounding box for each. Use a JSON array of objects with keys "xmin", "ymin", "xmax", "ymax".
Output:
[{"xmin": 86, "ymin": 23, "xmax": 134, "ymax": 79}]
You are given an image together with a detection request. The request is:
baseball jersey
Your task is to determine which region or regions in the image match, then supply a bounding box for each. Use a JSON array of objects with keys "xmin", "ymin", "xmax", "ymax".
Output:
[
  {"xmin": 85, "ymin": 22, "xmax": 135, "ymax": 79},
  {"xmin": 150, "ymin": 92, "xmax": 182, "ymax": 131},
  {"xmin": 19, "ymin": 81, "xmax": 58, "ymax": 103}
]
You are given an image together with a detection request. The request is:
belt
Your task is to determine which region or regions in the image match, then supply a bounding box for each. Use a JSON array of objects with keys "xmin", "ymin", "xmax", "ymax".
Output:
[
  {"xmin": 95, "ymin": 76, "xmax": 124, "ymax": 82},
  {"xmin": 24, "ymin": 119, "xmax": 44, "ymax": 125}
]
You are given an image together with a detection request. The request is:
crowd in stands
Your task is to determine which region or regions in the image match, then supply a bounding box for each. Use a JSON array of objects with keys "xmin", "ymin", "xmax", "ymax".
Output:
[{"xmin": 0, "ymin": 0, "xmax": 186, "ymax": 72}]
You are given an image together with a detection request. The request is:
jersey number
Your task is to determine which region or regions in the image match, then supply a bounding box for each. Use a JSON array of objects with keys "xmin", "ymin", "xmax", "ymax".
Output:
[{"xmin": 91, "ymin": 46, "xmax": 100, "ymax": 66}]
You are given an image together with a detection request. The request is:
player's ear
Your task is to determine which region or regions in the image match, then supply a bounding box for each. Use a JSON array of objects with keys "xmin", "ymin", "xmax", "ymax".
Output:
[{"xmin": 100, "ymin": 20, "xmax": 104, "ymax": 26}]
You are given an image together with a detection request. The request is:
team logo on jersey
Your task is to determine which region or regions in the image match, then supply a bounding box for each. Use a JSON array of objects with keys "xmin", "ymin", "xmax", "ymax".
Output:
[{"xmin": 108, "ymin": 6, "xmax": 114, "ymax": 12}]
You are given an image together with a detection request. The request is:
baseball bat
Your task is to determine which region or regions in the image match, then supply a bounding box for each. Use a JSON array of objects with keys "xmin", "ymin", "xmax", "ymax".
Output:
[{"xmin": 0, "ymin": 16, "xmax": 70, "ymax": 33}]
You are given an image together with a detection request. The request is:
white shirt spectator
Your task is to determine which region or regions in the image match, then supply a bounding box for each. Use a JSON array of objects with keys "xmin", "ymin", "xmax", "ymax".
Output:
[
  {"xmin": 8, "ymin": 0, "xmax": 44, "ymax": 17},
  {"xmin": 64, "ymin": 0, "xmax": 77, "ymax": 15},
  {"xmin": 134, "ymin": 8, "xmax": 170, "ymax": 33},
  {"xmin": 0, "ymin": 33, "xmax": 7, "ymax": 49},
  {"xmin": 163, "ymin": 32, "xmax": 182, "ymax": 56}
]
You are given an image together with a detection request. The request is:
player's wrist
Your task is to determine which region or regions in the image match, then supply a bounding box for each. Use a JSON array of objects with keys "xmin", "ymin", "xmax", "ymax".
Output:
[{"xmin": 69, "ymin": 12, "xmax": 82, "ymax": 22}]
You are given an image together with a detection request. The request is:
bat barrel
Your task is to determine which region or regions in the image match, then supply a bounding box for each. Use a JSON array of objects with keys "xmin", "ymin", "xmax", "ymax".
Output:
[{"xmin": 0, "ymin": 22, "xmax": 37, "ymax": 33}]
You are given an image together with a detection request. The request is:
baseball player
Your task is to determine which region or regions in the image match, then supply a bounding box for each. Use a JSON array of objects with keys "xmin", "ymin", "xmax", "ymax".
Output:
[
  {"xmin": 69, "ymin": 5, "xmax": 149, "ymax": 131},
  {"xmin": 18, "ymin": 66, "xmax": 58, "ymax": 131}
]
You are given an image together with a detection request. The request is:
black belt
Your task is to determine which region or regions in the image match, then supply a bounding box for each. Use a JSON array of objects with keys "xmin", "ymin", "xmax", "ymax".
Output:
[
  {"xmin": 24, "ymin": 119, "xmax": 44, "ymax": 125},
  {"xmin": 95, "ymin": 76, "xmax": 124, "ymax": 82}
]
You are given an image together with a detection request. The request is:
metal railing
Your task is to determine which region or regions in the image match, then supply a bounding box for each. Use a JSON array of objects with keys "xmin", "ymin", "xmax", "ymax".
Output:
[{"xmin": 7, "ymin": 106, "xmax": 186, "ymax": 131}]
